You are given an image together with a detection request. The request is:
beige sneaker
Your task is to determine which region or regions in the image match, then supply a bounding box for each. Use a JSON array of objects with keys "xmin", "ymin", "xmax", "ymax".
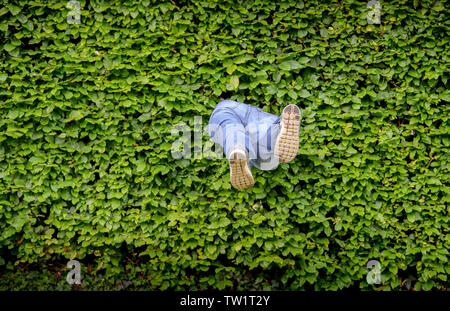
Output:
[
  {"xmin": 274, "ymin": 104, "xmax": 301, "ymax": 163},
  {"xmin": 229, "ymin": 149, "xmax": 254, "ymax": 190}
]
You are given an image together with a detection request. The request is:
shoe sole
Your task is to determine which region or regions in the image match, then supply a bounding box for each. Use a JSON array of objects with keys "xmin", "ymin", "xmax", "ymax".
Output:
[
  {"xmin": 229, "ymin": 150, "xmax": 254, "ymax": 190},
  {"xmin": 274, "ymin": 104, "xmax": 301, "ymax": 163}
]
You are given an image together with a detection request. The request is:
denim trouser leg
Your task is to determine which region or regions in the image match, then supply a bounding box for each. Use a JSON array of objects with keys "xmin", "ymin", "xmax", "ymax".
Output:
[{"xmin": 208, "ymin": 100, "xmax": 255, "ymax": 160}]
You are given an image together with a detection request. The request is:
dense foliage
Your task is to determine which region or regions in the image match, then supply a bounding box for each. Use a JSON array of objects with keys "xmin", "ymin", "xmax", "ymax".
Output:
[{"xmin": 0, "ymin": 0, "xmax": 448, "ymax": 290}]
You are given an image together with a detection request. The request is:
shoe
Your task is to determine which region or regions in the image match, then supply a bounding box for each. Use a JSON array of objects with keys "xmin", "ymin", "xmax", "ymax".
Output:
[
  {"xmin": 274, "ymin": 104, "xmax": 301, "ymax": 163},
  {"xmin": 229, "ymin": 149, "xmax": 254, "ymax": 190}
]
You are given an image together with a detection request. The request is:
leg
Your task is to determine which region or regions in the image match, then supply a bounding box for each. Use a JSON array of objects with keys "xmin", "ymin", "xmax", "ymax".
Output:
[
  {"xmin": 274, "ymin": 104, "xmax": 301, "ymax": 163},
  {"xmin": 228, "ymin": 148, "xmax": 254, "ymax": 190},
  {"xmin": 208, "ymin": 100, "xmax": 256, "ymax": 159},
  {"xmin": 208, "ymin": 100, "xmax": 255, "ymax": 189},
  {"xmin": 245, "ymin": 105, "xmax": 282, "ymax": 170}
]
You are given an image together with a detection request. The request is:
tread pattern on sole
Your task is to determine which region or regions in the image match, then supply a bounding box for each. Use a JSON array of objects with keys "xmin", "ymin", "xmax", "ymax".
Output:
[
  {"xmin": 229, "ymin": 150, "xmax": 254, "ymax": 190},
  {"xmin": 274, "ymin": 104, "xmax": 301, "ymax": 163}
]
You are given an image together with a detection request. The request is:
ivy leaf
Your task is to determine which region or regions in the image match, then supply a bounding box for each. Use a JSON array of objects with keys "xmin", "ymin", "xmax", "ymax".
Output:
[
  {"xmin": 183, "ymin": 60, "xmax": 195, "ymax": 69},
  {"xmin": 279, "ymin": 60, "xmax": 301, "ymax": 71},
  {"xmin": 299, "ymin": 89, "xmax": 311, "ymax": 98},
  {"xmin": 230, "ymin": 75, "xmax": 239, "ymax": 90},
  {"xmin": 65, "ymin": 110, "xmax": 84, "ymax": 122},
  {"xmin": 10, "ymin": 212, "xmax": 28, "ymax": 231},
  {"xmin": 3, "ymin": 43, "xmax": 15, "ymax": 52},
  {"xmin": 288, "ymin": 89, "xmax": 298, "ymax": 99},
  {"xmin": 8, "ymin": 5, "xmax": 21, "ymax": 16},
  {"xmin": 135, "ymin": 159, "xmax": 147, "ymax": 172}
]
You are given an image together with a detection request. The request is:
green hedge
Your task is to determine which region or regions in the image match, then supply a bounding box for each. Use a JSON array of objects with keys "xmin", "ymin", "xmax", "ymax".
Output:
[{"xmin": 0, "ymin": 0, "xmax": 449, "ymax": 290}]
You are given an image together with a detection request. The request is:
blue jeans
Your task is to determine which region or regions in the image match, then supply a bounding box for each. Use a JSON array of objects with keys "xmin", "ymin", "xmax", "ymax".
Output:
[{"xmin": 208, "ymin": 100, "xmax": 281, "ymax": 170}]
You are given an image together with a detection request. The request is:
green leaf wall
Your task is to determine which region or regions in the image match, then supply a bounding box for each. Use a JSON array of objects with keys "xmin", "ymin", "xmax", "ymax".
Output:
[{"xmin": 0, "ymin": 0, "xmax": 448, "ymax": 290}]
